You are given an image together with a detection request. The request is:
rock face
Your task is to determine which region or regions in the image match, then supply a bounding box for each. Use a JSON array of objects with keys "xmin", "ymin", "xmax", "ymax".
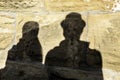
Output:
[
  {"xmin": 0, "ymin": 0, "xmax": 44, "ymax": 12},
  {"xmin": 87, "ymin": 13, "xmax": 120, "ymax": 71},
  {"xmin": 0, "ymin": 61, "xmax": 48, "ymax": 80},
  {"xmin": 0, "ymin": 0, "xmax": 120, "ymax": 80},
  {"xmin": 0, "ymin": 13, "xmax": 15, "ymax": 50},
  {"xmin": 1, "ymin": 13, "xmax": 103, "ymax": 80},
  {"xmin": 45, "ymin": 0, "xmax": 114, "ymax": 12}
]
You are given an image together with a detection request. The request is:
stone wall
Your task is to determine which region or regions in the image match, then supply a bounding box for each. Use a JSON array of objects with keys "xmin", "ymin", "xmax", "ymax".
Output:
[{"xmin": 0, "ymin": 0, "xmax": 120, "ymax": 79}]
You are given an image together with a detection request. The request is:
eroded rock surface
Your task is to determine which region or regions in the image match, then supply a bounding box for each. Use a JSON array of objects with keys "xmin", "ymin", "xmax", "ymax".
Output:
[
  {"xmin": 0, "ymin": 0, "xmax": 44, "ymax": 12},
  {"xmin": 45, "ymin": 0, "xmax": 114, "ymax": 12}
]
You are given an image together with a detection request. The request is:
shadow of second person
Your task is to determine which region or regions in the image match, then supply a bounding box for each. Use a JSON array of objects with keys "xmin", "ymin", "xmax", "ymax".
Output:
[
  {"xmin": 45, "ymin": 12, "xmax": 103, "ymax": 80},
  {"xmin": 45, "ymin": 12, "xmax": 102, "ymax": 69}
]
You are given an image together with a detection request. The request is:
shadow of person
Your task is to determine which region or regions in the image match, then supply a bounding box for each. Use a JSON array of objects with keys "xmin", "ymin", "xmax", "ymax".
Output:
[
  {"xmin": 7, "ymin": 21, "xmax": 42, "ymax": 62},
  {"xmin": 45, "ymin": 12, "xmax": 103, "ymax": 80}
]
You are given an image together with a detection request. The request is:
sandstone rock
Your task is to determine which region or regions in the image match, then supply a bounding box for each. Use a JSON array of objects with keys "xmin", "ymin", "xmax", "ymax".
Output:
[
  {"xmin": 0, "ymin": 13, "xmax": 15, "ymax": 50},
  {"xmin": 45, "ymin": 0, "xmax": 114, "ymax": 12},
  {"xmin": 87, "ymin": 12, "xmax": 120, "ymax": 71},
  {"xmin": 0, "ymin": 11, "xmax": 120, "ymax": 80},
  {"xmin": 0, "ymin": 0, "xmax": 44, "ymax": 12},
  {"xmin": 0, "ymin": 61, "xmax": 48, "ymax": 80},
  {"xmin": 0, "ymin": 33, "xmax": 14, "ymax": 50},
  {"xmin": 0, "ymin": 13, "xmax": 15, "ymax": 30}
]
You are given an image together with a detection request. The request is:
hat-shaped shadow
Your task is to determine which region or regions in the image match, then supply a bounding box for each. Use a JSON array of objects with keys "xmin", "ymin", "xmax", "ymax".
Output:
[{"xmin": 45, "ymin": 12, "xmax": 103, "ymax": 80}]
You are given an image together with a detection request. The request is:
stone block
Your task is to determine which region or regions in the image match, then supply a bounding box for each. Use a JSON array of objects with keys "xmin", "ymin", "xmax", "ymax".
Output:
[
  {"xmin": 88, "ymin": 12, "xmax": 120, "ymax": 71},
  {"xmin": 0, "ymin": 33, "xmax": 14, "ymax": 50},
  {"xmin": 45, "ymin": 0, "xmax": 114, "ymax": 12},
  {"xmin": 0, "ymin": 13, "xmax": 15, "ymax": 50},
  {"xmin": 0, "ymin": 0, "xmax": 44, "ymax": 12}
]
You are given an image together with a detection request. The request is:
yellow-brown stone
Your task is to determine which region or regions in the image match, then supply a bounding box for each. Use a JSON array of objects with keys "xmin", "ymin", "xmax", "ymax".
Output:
[
  {"xmin": 0, "ymin": 33, "xmax": 14, "ymax": 50},
  {"xmin": 45, "ymin": 0, "xmax": 114, "ymax": 12},
  {"xmin": 0, "ymin": 1, "xmax": 119, "ymax": 79},
  {"xmin": 0, "ymin": 0, "xmax": 44, "ymax": 12},
  {"xmin": 88, "ymin": 12, "xmax": 120, "ymax": 71},
  {"xmin": 0, "ymin": 13, "xmax": 15, "ymax": 50},
  {"xmin": 1, "ymin": 11, "xmax": 120, "ymax": 73}
]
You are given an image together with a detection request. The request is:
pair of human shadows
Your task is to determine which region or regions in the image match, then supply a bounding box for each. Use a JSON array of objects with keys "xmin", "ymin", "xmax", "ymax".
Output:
[
  {"xmin": 6, "ymin": 12, "xmax": 103, "ymax": 80},
  {"xmin": 7, "ymin": 21, "xmax": 42, "ymax": 62},
  {"xmin": 45, "ymin": 12, "xmax": 103, "ymax": 80}
]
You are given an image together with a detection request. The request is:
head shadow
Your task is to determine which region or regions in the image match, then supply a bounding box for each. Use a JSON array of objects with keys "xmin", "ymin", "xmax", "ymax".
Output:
[
  {"xmin": 61, "ymin": 12, "xmax": 86, "ymax": 40},
  {"xmin": 7, "ymin": 21, "xmax": 42, "ymax": 62}
]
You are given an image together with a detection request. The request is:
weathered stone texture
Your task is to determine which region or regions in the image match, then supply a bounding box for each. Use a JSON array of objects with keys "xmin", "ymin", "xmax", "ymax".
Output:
[
  {"xmin": 0, "ymin": 34, "xmax": 14, "ymax": 50},
  {"xmin": 0, "ymin": 50, "xmax": 8, "ymax": 69},
  {"xmin": 0, "ymin": 0, "xmax": 120, "ymax": 79},
  {"xmin": 1, "ymin": 12, "xmax": 120, "ymax": 71},
  {"xmin": 0, "ymin": 13, "xmax": 15, "ymax": 50},
  {"xmin": 0, "ymin": 13, "xmax": 15, "ymax": 69},
  {"xmin": 45, "ymin": 0, "xmax": 114, "ymax": 12},
  {"xmin": 0, "ymin": 0, "xmax": 44, "ymax": 12},
  {"xmin": 87, "ymin": 12, "xmax": 120, "ymax": 71}
]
